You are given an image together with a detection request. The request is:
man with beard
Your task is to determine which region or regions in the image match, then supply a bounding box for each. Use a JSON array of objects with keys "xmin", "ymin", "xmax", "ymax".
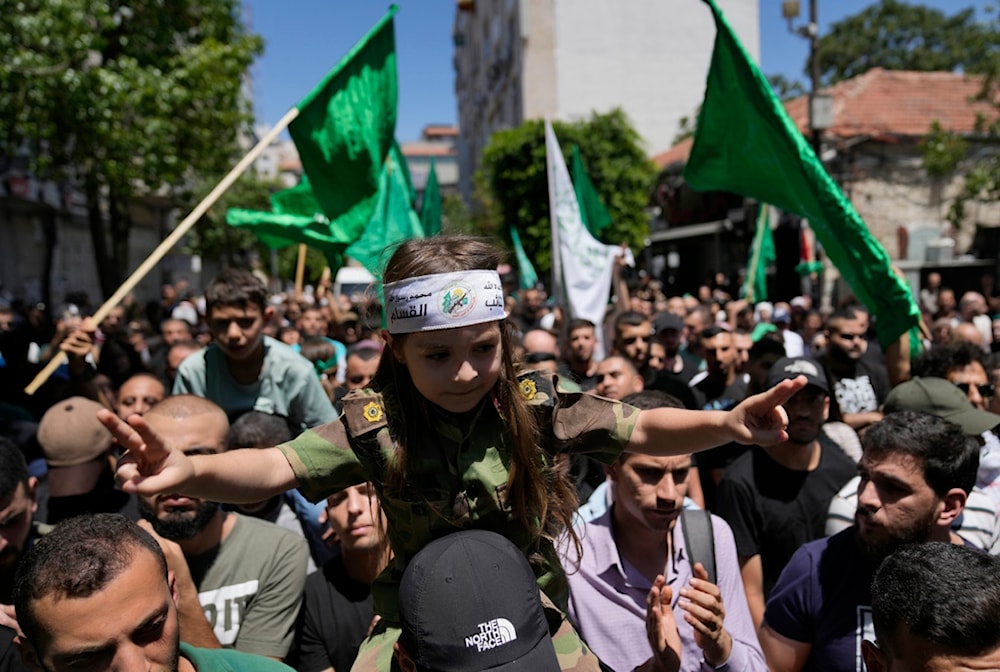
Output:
[
  {"xmin": 759, "ymin": 412, "xmax": 976, "ymax": 672},
  {"xmin": 822, "ymin": 306, "xmax": 890, "ymax": 432},
  {"xmin": 715, "ymin": 358, "xmax": 856, "ymax": 629},
  {"xmin": 135, "ymin": 395, "xmax": 309, "ymax": 661},
  {"xmin": 13, "ymin": 513, "xmax": 292, "ymax": 672},
  {"xmin": 559, "ymin": 319, "xmax": 599, "ymax": 390}
]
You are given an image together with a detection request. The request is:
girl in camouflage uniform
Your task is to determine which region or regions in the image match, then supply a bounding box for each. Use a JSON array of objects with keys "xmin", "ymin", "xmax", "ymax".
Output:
[{"xmin": 108, "ymin": 237, "xmax": 803, "ymax": 671}]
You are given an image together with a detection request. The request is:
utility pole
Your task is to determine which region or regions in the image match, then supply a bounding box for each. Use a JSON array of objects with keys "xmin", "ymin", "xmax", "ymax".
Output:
[
  {"xmin": 783, "ymin": 0, "xmax": 830, "ymax": 157},
  {"xmin": 808, "ymin": 0, "xmax": 822, "ymax": 156}
]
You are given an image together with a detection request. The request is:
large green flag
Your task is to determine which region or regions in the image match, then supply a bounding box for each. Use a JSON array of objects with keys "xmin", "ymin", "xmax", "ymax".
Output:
[
  {"xmin": 288, "ymin": 5, "xmax": 398, "ymax": 242},
  {"xmin": 684, "ymin": 0, "xmax": 920, "ymax": 349},
  {"xmin": 509, "ymin": 225, "xmax": 538, "ymax": 290},
  {"xmin": 744, "ymin": 203, "xmax": 776, "ymax": 304},
  {"xmin": 420, "ymin": 158, "xmax": 442, "ymax": 236},
  {"xmin": 571, "ymin": 145, "xmax": 612, "ymax": 237},
  {"xmin": 346, "ymin": 142, "xmax": 425, "ymax": 276}
]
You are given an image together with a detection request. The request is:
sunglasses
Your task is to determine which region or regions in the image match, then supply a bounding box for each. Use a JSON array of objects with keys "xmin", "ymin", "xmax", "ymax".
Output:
[
  {"xmin": 955, "ymin": 382, "xmax": 995, "ymax": 398},
  {"xmin": 832, "ymin": 331, "xmax": 866, "ymax": 341}
]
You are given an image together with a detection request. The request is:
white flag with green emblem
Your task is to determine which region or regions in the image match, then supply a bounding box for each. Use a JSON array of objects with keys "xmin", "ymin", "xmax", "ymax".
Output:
[{"xmin": 545, "ymin": 119, "xmax": 632, "ymax": 330}]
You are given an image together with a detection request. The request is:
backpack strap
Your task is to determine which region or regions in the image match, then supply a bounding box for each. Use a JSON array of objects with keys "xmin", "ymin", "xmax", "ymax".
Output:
[{"xmin": 680, "ymin": 508, "xmax": 716, "ymax": 585}]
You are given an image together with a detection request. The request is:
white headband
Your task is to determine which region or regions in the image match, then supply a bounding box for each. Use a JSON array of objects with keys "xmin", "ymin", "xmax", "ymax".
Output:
[{"xmin": 384, "ymin": 270, "xmax": 506, "ymax": 334}]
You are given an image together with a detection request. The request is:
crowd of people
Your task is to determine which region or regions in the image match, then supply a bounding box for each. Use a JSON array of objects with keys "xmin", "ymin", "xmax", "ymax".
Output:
[{"xmin": 2, "ymin": 235, "xmax": 1000, "ymax": 672}]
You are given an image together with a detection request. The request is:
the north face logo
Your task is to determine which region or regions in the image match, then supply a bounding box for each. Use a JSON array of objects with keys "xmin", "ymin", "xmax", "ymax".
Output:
[
  {"xmin": 465, "ymin": 618, "xmax": 517, "ymax": 652},
  {"xmin": 784, "ymin": 359, "xmax": 820, "ymax": 377}
]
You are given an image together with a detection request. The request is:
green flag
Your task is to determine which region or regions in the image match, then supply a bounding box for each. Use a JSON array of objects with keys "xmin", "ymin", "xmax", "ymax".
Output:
[
  {"xmin": 571, "ymin": 145, "xmax": 612, "ymax": 237},
  {"xmin": 509, "ymin": 225, "xmax": 538, "ymax": 290},
  {"xmin": 346, "ymin": 142, "xmax": 425, "ymax": 276},
  {"xmin": 684, "ymin": 0, "xmax": 920, "ymax": 349},
  {"xmin": 226, "ymin": 207, "xmax": 345, "ymax": 269},
  {"xmin": 288, "ymin": 5, "xmax": 398, "ymax": 242},
  {"xmin": 420, "ymin": 158, "xmax": 442, "ymax": 236},
  {"xmin": 271, "ymin": 175, "xmax": 324, "ymax": 218},
  {"xmin": 744, "ymin": 204, "xmax": 776, "ymax": 304}
]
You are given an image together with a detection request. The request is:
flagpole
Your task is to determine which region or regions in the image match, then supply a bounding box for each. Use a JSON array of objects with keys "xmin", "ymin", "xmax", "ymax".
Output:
[
  {"xmin": 25, "ymin": 107, "xmax": 301, "ymax": 395},
  {"xmin": 294, "ymin": 244, "xmax": 308, "ymax": 300}
]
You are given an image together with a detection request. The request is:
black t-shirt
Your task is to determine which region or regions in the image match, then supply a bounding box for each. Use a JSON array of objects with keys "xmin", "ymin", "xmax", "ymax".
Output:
[
  {"xmin": 826, "ymin": 356, "xmax": 890, "ymax": 417},
  {"xmin": 0, "ymin": 626, "xmax": 27, "ymax": 672},
  {"xmin": 689, "ymin": 373, "xmax": 747, "ymax": 411},
  {"xmin": 715, "ymin": 437, "xmax": 858, "ymax": 597},
  {"xmin": 292, "ymin": 554, "xmax": 374, "ymax": 672}
]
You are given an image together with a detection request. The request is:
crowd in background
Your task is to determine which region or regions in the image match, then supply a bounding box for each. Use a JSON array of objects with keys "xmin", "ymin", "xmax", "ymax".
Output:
[{"xmin": 3, "ymin": 257, "xmax": 1000, "ymax": 672}]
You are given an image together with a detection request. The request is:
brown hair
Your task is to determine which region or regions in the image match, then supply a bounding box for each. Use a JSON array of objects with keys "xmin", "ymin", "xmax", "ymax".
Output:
[{"xmin": 374, "ymin": 236, "xmax": 578, "ymax": 550}]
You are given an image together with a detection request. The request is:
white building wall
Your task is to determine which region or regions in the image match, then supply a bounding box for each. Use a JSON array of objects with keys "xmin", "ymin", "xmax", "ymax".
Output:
[
  {"xmin": 454, "ymin": 0, "xmax": 759, "ymax": 199},
  {"xmin": 551, "ymin": 0, "xmax": 758, "ymax": 155}
]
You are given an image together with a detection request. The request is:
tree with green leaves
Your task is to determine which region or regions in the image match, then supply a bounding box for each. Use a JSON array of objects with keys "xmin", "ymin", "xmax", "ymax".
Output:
[
  {"xmin": 815, "ymin": 0, "xmax": 999, "ymax": 86},
  {"xmin": 0, "ymin": 1, "xmax": 263, "ymax": 298},
  {"xmin": 475, "ymin": 108, "xmax": 656, "ymax": 274}
]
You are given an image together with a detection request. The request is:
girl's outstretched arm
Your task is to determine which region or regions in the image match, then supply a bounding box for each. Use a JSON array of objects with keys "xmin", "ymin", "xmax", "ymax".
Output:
[
  {"xmin": 100, "ymin": 409, "xmax": 299, "ymax": 503},
  {"xmin": 628, "ymin": 376, "xmax": 807, "ymax": 457}
]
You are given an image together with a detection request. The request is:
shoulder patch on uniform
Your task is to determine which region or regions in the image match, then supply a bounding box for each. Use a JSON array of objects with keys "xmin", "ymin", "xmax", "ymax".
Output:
[
  {"xmin": 518, "ymin": 370, "xmax": 555, "ymax": 406},
  {"xmin": 342, "ymin": 389, "xmax": 388, "ymax": 435}
]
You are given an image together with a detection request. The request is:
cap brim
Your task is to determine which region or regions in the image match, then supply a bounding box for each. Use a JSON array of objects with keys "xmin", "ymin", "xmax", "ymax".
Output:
[
  {"xmin": 485, "ymin": 637, "xmax": 561, "ymax": 671},
  {"xmin": 943, "ymin": 407, "xmax": 1000, "ymax": 436}
]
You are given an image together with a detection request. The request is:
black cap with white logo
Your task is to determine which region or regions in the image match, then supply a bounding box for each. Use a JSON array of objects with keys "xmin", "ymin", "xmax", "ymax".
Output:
[
  {"xmin": 766, "ymin": 356, "xmax": 829, "ymax": 394},
  {"xmin": 398, "ymin": 529, "xmax": 560, "ymax": 672}
]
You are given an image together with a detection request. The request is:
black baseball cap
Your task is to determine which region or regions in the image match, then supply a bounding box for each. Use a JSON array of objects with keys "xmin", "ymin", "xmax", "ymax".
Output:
[
  {"xmin": 766, "ymin": 356, "xmax": 829, "ymax": 394},
  {"xmin": 653, "ymin": 312, "xmax": 684, "ymax": 333},
  {"xmin": 398, "ymin": 530, "xmax": 560, "ymax": 672}
]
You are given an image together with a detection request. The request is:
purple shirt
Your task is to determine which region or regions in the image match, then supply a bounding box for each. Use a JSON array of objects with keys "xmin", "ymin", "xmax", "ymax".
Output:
[{"xmin": 562, "ymin": 509, "xmax": 766, "ymax": 672}]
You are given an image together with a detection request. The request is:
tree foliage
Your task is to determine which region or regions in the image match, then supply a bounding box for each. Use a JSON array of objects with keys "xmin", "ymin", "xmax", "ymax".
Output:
[
  {"xmin": 0, "ymin": 0, "xmax": 263, "ymax": 298},
  {"xmin": 475, "ymin": 108, "xmax": 656, "ymax": 275},
  {"xmin": 815, "ymin": 0, "xmax": 999, "ymax": 86},
  {"xmin": 767, "ymin": 74, "xmax": 807, "ymax": 101}
]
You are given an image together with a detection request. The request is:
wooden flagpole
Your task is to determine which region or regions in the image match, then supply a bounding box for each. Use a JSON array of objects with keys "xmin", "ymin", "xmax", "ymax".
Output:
[
  {"xmin": 294, "ymin": 244, "xmax": 308, "ymax": 300},
  {"xmin": 25, "ymin": 107, "xmax": 301, "ymax": 395}
]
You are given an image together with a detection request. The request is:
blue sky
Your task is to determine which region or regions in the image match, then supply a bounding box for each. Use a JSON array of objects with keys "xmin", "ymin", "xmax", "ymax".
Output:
[{"xmin": 245, "ymin": 1, "xmax": 992, "ymax": 144}]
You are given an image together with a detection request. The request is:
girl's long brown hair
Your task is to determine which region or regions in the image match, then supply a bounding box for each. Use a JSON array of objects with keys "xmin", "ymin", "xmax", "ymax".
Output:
[{"xmin": 373, "ymin": 236, "xmax": 579, "ymax": 548}]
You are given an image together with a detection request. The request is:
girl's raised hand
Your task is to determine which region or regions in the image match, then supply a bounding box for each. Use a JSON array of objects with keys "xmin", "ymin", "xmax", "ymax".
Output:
[
  {"xmin": 727, "ymin": 376, "xmax": 807, "ymax": 446},
  {"xmin": 98, "ymin": 408, "xmax": 195, "ymax": 495}
]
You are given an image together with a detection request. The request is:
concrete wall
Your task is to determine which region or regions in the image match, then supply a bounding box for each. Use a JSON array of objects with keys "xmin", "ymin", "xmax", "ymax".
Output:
[
  {"xmin": 551, "ymin": 0, "xmax": 758, "ymax": 155},
  {"xmin": 453, "ymin": 0, "xmax": 759, "ymax": 199}
]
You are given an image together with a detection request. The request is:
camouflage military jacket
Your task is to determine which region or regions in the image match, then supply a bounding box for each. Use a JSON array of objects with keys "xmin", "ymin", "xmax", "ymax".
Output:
[{"xmin": 278, "ymin": 371, "xmax": 640, "ymax": 621}]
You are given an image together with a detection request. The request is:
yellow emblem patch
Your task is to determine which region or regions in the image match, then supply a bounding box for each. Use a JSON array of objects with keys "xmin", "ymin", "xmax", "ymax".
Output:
[
  {"xmin": 519, "ymin": 379, "xmax": 537, "ymax": 401},
  {"xmin": 363, "ymin": 401, "xmax": 384, "ymax": 423}
]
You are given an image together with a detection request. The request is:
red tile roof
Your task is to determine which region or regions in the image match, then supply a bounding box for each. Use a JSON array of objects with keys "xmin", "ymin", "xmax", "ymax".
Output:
[
  {"xmin": 653, "ymin": 68, "xmax": 999, "ymax": 168},
  {"xmin": 422, "ymin": 125, "xmax": 459, "ymax": 137}
]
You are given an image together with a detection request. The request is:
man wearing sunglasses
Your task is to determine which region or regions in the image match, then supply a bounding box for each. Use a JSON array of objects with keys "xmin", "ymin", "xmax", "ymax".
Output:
[{"xmin": 821, "ymin": 307, "xmax": 890, "ymax": 432}]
